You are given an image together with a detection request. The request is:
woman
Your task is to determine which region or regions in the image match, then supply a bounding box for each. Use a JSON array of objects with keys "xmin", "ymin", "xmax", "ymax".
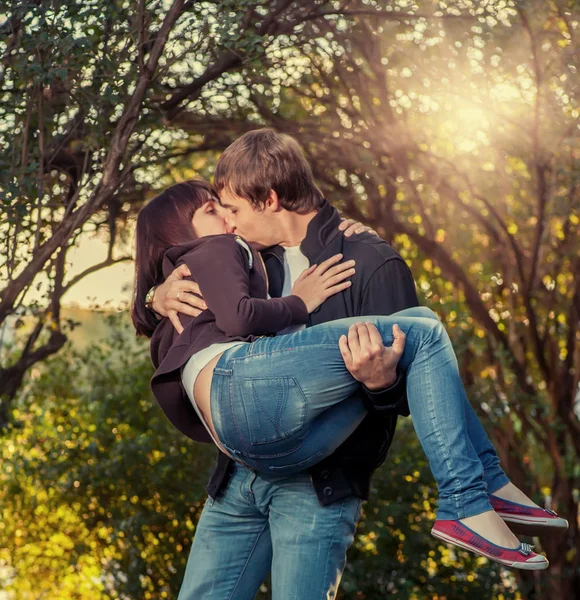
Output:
[{"xmin": 132, "ymin": 180, "xmax": 567, "ymax": 571}]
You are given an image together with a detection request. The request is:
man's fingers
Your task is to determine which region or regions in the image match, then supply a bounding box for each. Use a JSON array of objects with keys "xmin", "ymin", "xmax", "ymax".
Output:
[
  {"xmin": 168, "ymin": 311, "xmax": 184, "ymax": 335},
  {"xmin": 338, "ymin": 334, "xmax": 353, "ymax": 368},
  {"xmin": 392, "ymin": 324, "xmax": 406, "ymax": 355},
  {"xmin": 347, "ymin": 323, "xmax": 362, "ymax": 356},
  {"xmin": 355, "ymin": 323, "xmax": 372, "ymax": 358},
  {"xmin": 366, "ymin": 322, "xmax": 384, "ymax": 350}
]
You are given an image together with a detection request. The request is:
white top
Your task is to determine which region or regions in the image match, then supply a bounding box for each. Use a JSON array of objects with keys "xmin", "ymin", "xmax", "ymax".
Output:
[
  {"xmin": 181, "ymin": 341, "xmax": 247, "ymax": 445},
  {"xmin": 277, "ymin": 245, "xmax": 309, "ymax": 335},
  {"xmin": 180, "ymin": 244, "xmax": 310, "ymax": 444}
]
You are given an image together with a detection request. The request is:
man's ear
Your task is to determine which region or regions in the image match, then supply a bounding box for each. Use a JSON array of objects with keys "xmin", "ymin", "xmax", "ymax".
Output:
[{"xmin": 265, "ymin": 189, "xmax": 281, "ymax": 212}]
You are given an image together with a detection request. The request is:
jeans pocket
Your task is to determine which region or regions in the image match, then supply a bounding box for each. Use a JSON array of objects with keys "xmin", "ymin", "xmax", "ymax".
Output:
[{"xmin": 236, "ymin": 376, "xmax": 308, "ymax": 446}]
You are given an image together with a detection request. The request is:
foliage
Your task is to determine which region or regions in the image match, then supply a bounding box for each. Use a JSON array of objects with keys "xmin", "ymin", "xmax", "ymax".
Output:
[
  {"xmin": 1, "ymin": 315, "xmax": 518, "ymax": 599},
  {"xmin": 340, "ymin": 421, "xmax": 519, "ymax": 600},
  {"xmin": 0, "ymin": 0, "xmax": 336, "ymax": 401},
  {"xmin": 2, "ymin": 0, "xmax": 579, "ymax": 597},
  {"xmin": 0, "ymin": 314, "xmax": 215, "ymax": 598}
]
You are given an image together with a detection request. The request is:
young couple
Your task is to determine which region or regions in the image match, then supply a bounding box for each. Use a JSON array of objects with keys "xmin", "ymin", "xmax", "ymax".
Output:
[{"xmin": 132, "ymin": 129, "xmax": 566, "ymax": 599}]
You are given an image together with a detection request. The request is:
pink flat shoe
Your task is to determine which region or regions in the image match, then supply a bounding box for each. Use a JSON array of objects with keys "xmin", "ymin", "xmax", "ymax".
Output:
[
  {"xmin": 431, "ymin": 520, "xmax": 549, "ymax": 570},
  {"xmin": 490, "ymin": 494, "xmax": 569, "ymax": 537}
]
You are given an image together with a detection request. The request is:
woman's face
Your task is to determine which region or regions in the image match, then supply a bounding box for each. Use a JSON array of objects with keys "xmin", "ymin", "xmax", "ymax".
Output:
[{"xmin": 191, "ymin": 200, "xmax": 231, "ymax": 237}]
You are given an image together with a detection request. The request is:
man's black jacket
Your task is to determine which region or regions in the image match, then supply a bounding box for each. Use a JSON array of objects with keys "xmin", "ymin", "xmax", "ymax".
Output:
[{"xmin": 206, "ymin": 200, "xmax": 419, "ymax": 505}]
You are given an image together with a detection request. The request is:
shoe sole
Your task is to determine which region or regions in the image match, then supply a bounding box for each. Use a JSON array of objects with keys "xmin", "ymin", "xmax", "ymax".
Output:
[
  {"xmin": 497, "ymin": 513, "xmax": 569, "ymax": 537},
  {"xmin": 431, "ymin": 528, "xmax": 549, "ymax": 570}
]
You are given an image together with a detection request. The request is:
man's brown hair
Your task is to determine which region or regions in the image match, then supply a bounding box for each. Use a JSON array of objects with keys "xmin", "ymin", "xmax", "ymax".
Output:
[{"xmin": 214, "ymin": 128, "xmax": 324, "ymax": 214}]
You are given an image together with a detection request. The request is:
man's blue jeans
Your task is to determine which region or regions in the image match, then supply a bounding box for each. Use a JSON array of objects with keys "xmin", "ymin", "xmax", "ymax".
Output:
[
  {"xmin": 178, "ymin": 307, "xmax": 510, "ymax": 599},
  {"xmin": 177, "ymin": 463, "xmax": 362, "ymax": 600},
  {"xmin": 211, "ymin": 307, "xmax": 509, "ymax": 521}
]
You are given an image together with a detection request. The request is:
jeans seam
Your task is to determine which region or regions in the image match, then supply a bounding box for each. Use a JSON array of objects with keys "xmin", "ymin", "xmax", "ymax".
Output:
[
  {"xmin": 421, "ymin": 334, "xmax": 462, "ymax": 519},
  {"xmin": 319, "ymin": 499, "xmax": 349, "ymax": 600},
  {"xmin": 230, "ymin": 375, "xmax": 249, "ymax": 455},
  {"xmin": 227, "ymin": 520, "xmax": 270, "ymax": 600},
  {"xmin": 227, "ymin": 344, "xmax": 339, "ymax": 362},
  {"xmin": 251, "ymin": 378, "xmax": 285, "ymax": 439}
]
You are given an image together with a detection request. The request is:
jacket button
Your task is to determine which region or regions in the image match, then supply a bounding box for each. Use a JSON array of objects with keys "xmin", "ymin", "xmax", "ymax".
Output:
[
  {"xmin": 320, "ymin": 469, "xmax": 330, "ymax": 480},
  {"xmin": 323, "ymin": 486, "xmax": 334, "ymax": 498}
]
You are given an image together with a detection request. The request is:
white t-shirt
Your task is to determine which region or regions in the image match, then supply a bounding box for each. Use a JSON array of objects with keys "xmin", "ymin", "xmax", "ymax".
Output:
[
  {"xmin": 277, "ymin": 245, "xmax": 310, "ymax": 335},
  {"xmin": 181, "ymin": 244, "xmax": 310, "ymax": 442}
]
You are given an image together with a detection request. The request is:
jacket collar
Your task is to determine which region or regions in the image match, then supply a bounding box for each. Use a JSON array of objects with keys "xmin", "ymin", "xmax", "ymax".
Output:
[
  {"xmin": 300, "ymin": 199, "xmax": 342, "ymax": 260},
  {"xmin": 262, "ymin": 199, "xmax": 341, "ymax": 263}
]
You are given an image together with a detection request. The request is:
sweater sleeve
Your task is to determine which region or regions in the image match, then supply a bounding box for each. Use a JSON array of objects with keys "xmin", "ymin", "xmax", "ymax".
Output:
[{"xmin": 177, "ymin": 236, "xmax": 308, "ymax": 337}]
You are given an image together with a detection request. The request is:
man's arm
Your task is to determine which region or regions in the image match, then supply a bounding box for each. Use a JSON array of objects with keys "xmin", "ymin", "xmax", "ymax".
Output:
[
  {"xmin": 345, "ymin": 256, "xmax": 419, "ymax": 416},
  {"xmin": 151, "ymin": 219, "xmax": 373, "ymax": 333}
]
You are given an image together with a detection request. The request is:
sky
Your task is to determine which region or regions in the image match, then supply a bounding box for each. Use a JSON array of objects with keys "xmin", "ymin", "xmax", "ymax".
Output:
[{"xmin": 62, "ymin": 238, "xmax": 134, "ymax": 309}]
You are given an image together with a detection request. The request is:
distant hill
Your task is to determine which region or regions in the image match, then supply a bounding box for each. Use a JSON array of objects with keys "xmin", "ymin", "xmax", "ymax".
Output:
[{"xmin": 1, "ymin": 306, "xmax": 144, "ymax": 353}]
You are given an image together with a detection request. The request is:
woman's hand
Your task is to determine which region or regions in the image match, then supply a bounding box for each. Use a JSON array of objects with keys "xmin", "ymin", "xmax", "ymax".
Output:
[
  {"xmin": 151, "ymin": 265, "xmax": 208, "ymax": 334},
  {"xmin": 291, "ymin": 254, "xmax": 355, "ymax": 313},
  {"xmin": 338, "ymin": 218, "xmax": 379, "ymax": 238}
]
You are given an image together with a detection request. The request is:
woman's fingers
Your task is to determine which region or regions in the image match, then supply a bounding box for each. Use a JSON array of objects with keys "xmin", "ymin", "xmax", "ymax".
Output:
[
  {"xmin": 322, "ymin": 260, "xmax": 356, "ymax": 282},
  {"xmin": 166, "ymin": 263, "xmax": 191, "ymax": 281},
  {"xmin": 324, "ymin": 268, "xmax": 355, "ymax": 288},
  {"xmin": 168, "ymin": 311, "xmax": 184, "ymax": 334},
  {"xmin": 314, "ymin": 253, "xmax": 343, "ymax": 275},
  {"xmin": 295, "ymin": 264, "xmax": 317, "ymax": 284},
  {"xmin": 324, "ymin": 281, "xmax": 352, "ymax": 299}
]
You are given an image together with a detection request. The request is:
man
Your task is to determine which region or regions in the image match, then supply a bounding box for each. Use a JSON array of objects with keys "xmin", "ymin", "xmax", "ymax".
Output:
[{"xmin": 152, "ymin": 129, "xmax": 418, "ymax": 599}]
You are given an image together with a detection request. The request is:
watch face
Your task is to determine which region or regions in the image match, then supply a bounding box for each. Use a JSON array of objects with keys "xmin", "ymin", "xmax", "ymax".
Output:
[{"xmin": 145, "ymin": 287, "xmax": 155, "ymax": 307}]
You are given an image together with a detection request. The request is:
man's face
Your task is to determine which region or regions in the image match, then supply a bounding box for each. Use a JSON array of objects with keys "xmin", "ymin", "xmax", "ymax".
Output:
[{"xmin": 218, "ymin": 187, "xmax": 279, "ymax": 249}]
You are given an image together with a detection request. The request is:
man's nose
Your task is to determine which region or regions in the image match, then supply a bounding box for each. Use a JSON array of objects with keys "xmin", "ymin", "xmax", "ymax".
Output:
[{"xmin": 224, "ymin": 215, "xmax": 236, "ymax": 234}]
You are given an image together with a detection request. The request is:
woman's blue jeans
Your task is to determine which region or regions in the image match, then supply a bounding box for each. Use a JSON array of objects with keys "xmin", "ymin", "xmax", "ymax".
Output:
[{"xmin": 210, "ymin": 306, "xmax": 509, "ymax": 520}]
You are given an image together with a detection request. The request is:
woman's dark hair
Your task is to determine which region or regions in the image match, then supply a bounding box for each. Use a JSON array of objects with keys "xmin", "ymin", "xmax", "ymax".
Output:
[{"xmin": 131, "ymin": 179, "xmax": 218, "ymax": 338}]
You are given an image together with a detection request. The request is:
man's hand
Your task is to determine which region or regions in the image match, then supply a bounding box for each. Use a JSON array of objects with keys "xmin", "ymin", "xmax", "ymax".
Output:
[
  {"xmin": 338, "ymin": 218, "xmax": 379, "ymax": 238},
  {"xmin": 339, "ymin": 322, "xmax": 406, "ymax": 391},
  {"xmin": 151, "ymin": 264, "xmax": 207, "ymax": 334}
]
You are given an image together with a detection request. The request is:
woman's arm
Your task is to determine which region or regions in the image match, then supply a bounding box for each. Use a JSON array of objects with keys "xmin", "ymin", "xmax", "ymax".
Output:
[{"xmin": 178, "ymin": 235, "xmax": 308, "ymax": 337}]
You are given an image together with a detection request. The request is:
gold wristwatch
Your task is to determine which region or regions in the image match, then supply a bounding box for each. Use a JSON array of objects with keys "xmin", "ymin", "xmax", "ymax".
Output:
[{"xmin": 145, "ymin": 286, "xmax": 156, "ymax": 311}]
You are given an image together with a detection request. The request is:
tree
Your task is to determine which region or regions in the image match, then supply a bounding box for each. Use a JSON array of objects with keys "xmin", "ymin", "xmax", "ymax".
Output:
[
  {"xmin": 222, "ymin": 1, "xmax": 578, "ymax": 596},
  {"xmin": 2, "ymin": 0, "xmax": 578, "ymax": 596},
  {"xmin": 0, "ymin": 0, "xmax": 352, "ymax": 413},
  {"xmin": 1, "ymin": 315, "xmax": 517, "ymax": 599},
  {"xmin": 0, "ymin": 314, "xmax": 216, "ymax": 598}
]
